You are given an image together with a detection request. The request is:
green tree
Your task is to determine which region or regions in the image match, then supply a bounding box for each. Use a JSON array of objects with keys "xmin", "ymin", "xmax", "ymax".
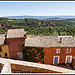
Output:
[{"xmin": 22, "ymin": 42, "xmax": 27, "ymax": 61}]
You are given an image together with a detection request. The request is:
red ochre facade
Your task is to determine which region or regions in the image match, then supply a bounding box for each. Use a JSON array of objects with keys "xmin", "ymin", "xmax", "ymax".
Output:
[
  {"xmin": 6, "ymin": 37, "xmax": 75, "ymax": 66},
  {"xmin": 43, "ymin": 47, "xmax": 75, "ymax": 66},
  {"xmin": 6, "ymin": 38, "xmax": 25, "ymax": 59},
  {"xmin": 25, "ymin": 47, "xmax": 75, "ymax": 66}
]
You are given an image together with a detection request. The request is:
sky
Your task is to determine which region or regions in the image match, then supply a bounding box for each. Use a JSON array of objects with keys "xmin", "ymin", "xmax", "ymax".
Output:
[{"xmin": 0, "ymin": 2, "xmax": 75, "ymax": 17}]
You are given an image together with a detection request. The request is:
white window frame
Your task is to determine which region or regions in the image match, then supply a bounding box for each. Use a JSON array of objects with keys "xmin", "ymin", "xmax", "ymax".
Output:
[
  {"xmin": 65, "ymin": 55, "xmax": 72, "ymax": 63},
  {"xmin": 66, "ymin": 49, "xmax": 71, "ymax": 53},
  {"xmin": 56, "ymin": 49, "xmax": 60, "ymax": 53},
  {"xmin": 53, "ymin": 56, "xmax": 60, "ymax": 64}
]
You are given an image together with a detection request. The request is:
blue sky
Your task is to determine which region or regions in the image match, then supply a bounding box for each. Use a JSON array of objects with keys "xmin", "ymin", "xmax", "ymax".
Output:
[{"xmin": 0, "ymin": 2, "xmax": 75, "ymax": 17}]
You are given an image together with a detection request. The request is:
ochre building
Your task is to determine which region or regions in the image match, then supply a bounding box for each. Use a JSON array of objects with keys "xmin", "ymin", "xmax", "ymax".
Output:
[
  {"xmin": 0, "ymin": 34, "xmax": 10, "ymax": 58},
  {"xmin": 25, "ymin": 36, "xmax": 75, "ymax": 66}
]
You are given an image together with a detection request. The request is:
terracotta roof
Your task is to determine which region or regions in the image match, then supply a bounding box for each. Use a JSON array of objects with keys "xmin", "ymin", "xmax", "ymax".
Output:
[
  {"xmin": 25, "ymin": 35, "xmax": 75, "ymax": 48},
  {"xmin": 7, "ymin": 29, "xmax": 25, "ymax": 38},
  {"xmin": 0, "ymin": 34, "xmax": 5, "ymax": 45}
]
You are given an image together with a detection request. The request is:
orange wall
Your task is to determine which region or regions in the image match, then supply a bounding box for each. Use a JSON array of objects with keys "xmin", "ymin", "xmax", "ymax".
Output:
[{"xmin": 43, "ymin": 47, "xmax": 75, "ymax": 65}]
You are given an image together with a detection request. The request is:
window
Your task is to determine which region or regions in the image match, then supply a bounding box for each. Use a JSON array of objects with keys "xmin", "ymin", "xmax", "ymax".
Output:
[
  {"xmin": 18, "ymin": 53, "xmax": 23, "ymax": 58},
  {"xmin": 54, "ymin": 56, "xmax": 59, "ymax": 64},
  {"xmin": 66, "ymin": 49, "xmax": 71, "ymax": 53},
  {"xmin": 45, "ymin": 56, "xmax": 47, "ymax": 58},
  {"xmin": 56, "ymin": 49, "xmax": 60, "ymax": 53},
  {"xmin": 0, "ymin": 47, "xmax": 2, "ymax": 52},
  {"xmin": 65, "ymin": 56, "xmax": 72, "ymax": 63},
  {"xmin": 5, "ymin": 53, "xmax": 7, "ymax": 57}
]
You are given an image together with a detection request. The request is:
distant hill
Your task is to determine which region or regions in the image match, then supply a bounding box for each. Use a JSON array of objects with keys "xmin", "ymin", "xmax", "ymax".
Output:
[
  {"xmin": 2, "ymin": 15, "xmax": 75, "ymax": 20},
  {"xmin": 45, "ymin": 17, "xmax": 63, "ymax": 20}
]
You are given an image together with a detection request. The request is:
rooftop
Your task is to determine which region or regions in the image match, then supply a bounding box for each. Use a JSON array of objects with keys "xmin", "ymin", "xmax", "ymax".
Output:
[
  {"xmin": 7, "ymin": 29, "xmax": 26, "ymax": 39},
  {"xmin": 0, "ymin": 34, "xmax": 5, "ymax": 45},
  {"xmin": 25, "ymin": 35, "xmax": 75, "ymax": 47}
]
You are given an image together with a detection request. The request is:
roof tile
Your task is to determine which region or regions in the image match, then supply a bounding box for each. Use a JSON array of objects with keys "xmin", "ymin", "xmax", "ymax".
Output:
[
  {"xmin": 25, "ymin": 36, "xmax": 75, "ymax": 47},
  {"xmin": 7, "ymin": 29, "xmax": 25, "ymax": 38}
]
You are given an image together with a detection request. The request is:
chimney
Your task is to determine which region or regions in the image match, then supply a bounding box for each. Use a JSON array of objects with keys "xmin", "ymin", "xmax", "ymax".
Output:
[
  {"xmin": 24, "ymin": 33, "xmax": 27, "ymax": 39},
  {"xmin": 59, "ymin": 37, "xmax": 62, "ymax": 43}
]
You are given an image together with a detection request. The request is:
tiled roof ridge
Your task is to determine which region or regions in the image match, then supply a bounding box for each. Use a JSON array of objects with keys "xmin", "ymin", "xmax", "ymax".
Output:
[
  {"xmin": 7, "ymin": 29, "xmax": 25, "ymax": 38},
  {"xmin": 25, "ymin": 35, "xmax": 75, "ymax": 47},
  {"xmin": 0, "ymin": 34, "xmax": 6, "ymax": 45}
]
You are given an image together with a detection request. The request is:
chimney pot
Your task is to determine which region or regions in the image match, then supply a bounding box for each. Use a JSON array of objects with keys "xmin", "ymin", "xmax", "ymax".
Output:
[
  {"xmin": 24, "ymin": 33, "xmax": 27, "ymax": 39},
  {"xmin": 59, "ymin": 38, "xmax": 62, "ymax": 43}
]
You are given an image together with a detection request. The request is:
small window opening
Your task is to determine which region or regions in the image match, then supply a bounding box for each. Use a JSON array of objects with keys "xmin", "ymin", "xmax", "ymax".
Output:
[
  {"xmin": 0, "ymin": 47, "xmax": 2, "ymax": 52},
  {"xmin": 5, "ymin": 53, "xmax": 7, "ymax": 57},
  {"xmin": 56, "ymin": 49, "xmax": 60, "ymax": 53}
]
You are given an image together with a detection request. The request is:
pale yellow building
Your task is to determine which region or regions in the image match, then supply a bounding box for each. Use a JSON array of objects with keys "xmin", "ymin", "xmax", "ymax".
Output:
[{"xmin": 0, "ymin": 34, "xmax": 10, "ymax": 58}]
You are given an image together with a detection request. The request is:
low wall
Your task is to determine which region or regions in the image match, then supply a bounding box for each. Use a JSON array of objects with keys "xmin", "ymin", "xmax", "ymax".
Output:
[{"xmin": 0, "ymin": 58, "xmax": 75, "ymax": 74}]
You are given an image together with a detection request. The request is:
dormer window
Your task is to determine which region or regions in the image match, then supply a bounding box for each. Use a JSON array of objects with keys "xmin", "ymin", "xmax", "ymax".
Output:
[{"xmin": 56, "ymin": 49, "xmax": 60, "ymax": 53}]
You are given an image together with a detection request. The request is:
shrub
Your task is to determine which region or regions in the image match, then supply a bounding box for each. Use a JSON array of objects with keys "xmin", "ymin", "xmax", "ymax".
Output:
[
  {"xmin": 69, "ymin": 63, "xmax": 73, "ymax": 68},
  {"xmin": 57, "ymin": 63, "xmax": 66, "ymax": 66},
  {"xmin": 22, "ymin": 42, "xmax": 27, "ymax": 61}
]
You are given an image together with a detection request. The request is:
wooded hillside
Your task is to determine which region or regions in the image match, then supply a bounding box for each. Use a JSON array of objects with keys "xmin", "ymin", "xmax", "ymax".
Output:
[{"xmin": 0, "ymin": 18, "xmax": 75, "ymax": 36}]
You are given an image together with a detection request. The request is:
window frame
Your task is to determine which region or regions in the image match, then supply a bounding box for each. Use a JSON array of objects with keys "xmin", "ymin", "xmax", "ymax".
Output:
[
  {"xmin": 66, "ymin": 49, "xmax": 71, "ymax": 53},
  {"xmin": 65, "ymin": 55, "xmax": 72, "ymax": 63},
  {"xmin": 56, "ymin": 49, "xmax": 60, "ymax": 53},
  {"xmin": 53, "ymin": 56, "xmax": 60, "ymax": 64}
]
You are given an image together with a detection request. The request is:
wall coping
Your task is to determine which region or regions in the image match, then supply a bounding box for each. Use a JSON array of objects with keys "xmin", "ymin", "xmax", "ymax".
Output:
[{"xmin": 0, "ymin": 58, "xmax": 75, "ymax": 74}]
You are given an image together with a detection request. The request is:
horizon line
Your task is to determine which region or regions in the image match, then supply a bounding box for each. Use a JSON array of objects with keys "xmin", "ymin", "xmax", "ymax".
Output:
[{"xmin": 1, "ymin": 15, "xmax": 75, "ymax": 17}]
